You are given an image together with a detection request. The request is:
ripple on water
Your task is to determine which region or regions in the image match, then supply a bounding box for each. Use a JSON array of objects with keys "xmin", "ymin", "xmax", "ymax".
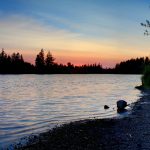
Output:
[{"xmin": 0, "ymin": 74, "xmax": 141, "ymax": 148}]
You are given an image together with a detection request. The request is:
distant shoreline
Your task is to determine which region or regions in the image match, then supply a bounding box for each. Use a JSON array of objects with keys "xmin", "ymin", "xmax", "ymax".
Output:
[
  {"xmin": 13, "ymin": 89, "xmax": 150, "ymax": 150},
  {"xmin": 0, "ymin": 49, "xmax": 149, "ymax": 74}
]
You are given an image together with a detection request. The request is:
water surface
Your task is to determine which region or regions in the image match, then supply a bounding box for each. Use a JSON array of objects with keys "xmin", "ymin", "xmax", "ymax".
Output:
[{"xmin": 0, "ymin": 74, "xmax": 141, "ymax": 148}]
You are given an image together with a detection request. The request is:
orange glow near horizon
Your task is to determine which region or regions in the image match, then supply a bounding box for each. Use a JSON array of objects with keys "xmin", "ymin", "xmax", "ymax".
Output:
[{"xmin": 4, "ymin": 47, "xmax": 150, "ymax": 68}]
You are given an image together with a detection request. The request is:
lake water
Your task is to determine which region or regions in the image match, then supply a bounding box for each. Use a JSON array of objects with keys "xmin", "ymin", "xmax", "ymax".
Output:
[{"xmin": 0, "ymin": 74, "xmax": 141, "ymax": 149}]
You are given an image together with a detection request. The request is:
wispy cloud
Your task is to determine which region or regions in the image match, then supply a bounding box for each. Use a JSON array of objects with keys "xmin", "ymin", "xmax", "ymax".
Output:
[
  {"xmin": 0, "ymin": 14, "xmax": 117, "ymax": 52},
  {"xmin": 0, "ymin": 14, "xmax": 79, "ymax": 49}
]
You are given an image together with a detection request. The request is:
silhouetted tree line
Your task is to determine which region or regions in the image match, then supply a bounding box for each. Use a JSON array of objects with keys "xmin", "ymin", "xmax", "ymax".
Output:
[
  {"xmin": 115, "ymin": 57, "xmax": 150, "ymax": 74},
  {"xmin": 0, "ymin": 49, "xmax": 35, "ymax": 74},
  {"xmin": 34, "ymin": 49, "xmax": 103, "ymax": 74},
  {"xmin": 0, "ymin": 49, "xmax": 149, "ymax": 74}
]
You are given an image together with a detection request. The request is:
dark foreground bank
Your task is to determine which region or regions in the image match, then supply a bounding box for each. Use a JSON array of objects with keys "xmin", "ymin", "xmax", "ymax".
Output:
[{"xmin": 15, "ymin": 91, "xmax": 150, "ymax": 150}]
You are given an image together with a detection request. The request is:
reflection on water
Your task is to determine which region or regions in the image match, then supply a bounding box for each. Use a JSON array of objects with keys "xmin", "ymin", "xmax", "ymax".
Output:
[{"xmin": 0, "ymin": 74, "xmax": 141, "ymax": 148}]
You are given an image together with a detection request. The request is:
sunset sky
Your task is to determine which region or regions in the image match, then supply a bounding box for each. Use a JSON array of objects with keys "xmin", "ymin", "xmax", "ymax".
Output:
[{"xmin": 0, "ymin": 0, "xmax": 150, "ymax": 67}]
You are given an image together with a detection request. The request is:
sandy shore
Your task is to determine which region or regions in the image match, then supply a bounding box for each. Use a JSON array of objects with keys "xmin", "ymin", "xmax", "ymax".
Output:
[{"xmin": 15, "ymin": 90, "xmax": 150, "ymax": 150}]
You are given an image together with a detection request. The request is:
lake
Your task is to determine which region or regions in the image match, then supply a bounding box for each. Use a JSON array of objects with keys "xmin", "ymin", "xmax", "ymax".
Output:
[{"xmin": 0, "ymin": 74, "xmax": 141, "ymax": 149}]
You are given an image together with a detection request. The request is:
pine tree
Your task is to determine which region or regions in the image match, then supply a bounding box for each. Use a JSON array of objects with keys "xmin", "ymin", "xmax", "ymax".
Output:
[
  {"xmin": 45, "ymin": 51, "xmax": 55, "ymax": 67},
  {"xmin": 35, "ymin": 49, "xmax": 45, "ymax": 71}
]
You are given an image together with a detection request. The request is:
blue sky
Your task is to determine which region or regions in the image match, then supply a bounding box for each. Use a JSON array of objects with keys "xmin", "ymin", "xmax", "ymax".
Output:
[{"xmin": 0, "ymin": 0, "xmax": 150, "ymax": 67}]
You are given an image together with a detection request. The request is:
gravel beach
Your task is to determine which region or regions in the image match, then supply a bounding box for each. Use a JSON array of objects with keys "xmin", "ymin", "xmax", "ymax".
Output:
[{"xmin": 15, "ymin": 90, "xmax": 150, "ymax": 150}]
